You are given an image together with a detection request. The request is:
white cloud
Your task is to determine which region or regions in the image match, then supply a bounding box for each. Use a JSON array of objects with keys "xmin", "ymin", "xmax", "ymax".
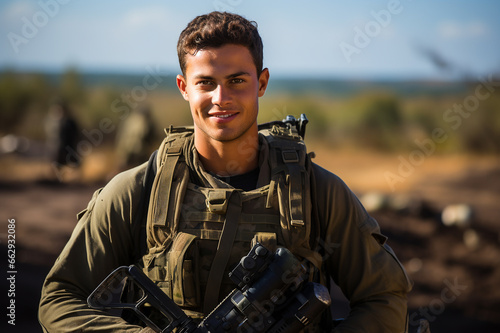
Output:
[
  {"xmin": 438, "ymin": 20, "xmax": 488, "ymax": 39},
  {"xmin": 123, "ymin": 6, "xmax": 173, "ymax": 29},
  {"xmin": 3, "ymin": 1, "xmax": 36, "ymax": 18},
  {"xmin": 1, "ymin": 0, "xmax": 36, "ymax": 27},
  {"xmin": 467, "ymin": 21, "xmax": 488, "ymax": 37},
  {"xmin": 439, "ymin": 21, "xmax": 460, "ymax": 38}
]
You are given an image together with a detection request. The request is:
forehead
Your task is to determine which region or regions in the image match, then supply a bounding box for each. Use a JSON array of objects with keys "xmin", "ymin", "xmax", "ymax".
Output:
[{"xmin": 184, "ymin": 44, "xmax": 257, "ymax": 77}]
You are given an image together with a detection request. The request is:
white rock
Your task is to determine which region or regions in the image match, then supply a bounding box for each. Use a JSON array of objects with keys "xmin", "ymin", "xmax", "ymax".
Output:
[{"xmin": 441, "ymin": 204, "xmax": 473, "ymax": 228}]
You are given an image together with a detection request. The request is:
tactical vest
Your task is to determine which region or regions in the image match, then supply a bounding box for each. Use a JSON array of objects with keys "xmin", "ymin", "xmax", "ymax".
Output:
[{"xmin": 140, "ymin": 123, "xmax": 323, "ymax": 320}]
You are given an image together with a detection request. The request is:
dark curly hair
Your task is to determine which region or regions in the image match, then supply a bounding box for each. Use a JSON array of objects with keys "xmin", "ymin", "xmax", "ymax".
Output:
[{"xmin": 177, "ymin": 11, "xmax": 263, "ymax": 76}]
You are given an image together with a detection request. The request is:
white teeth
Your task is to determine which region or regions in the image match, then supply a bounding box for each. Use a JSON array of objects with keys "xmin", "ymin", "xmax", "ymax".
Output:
[{"xmin": 215, "ymin": 114, "xmax": 232, "ymax": 118}]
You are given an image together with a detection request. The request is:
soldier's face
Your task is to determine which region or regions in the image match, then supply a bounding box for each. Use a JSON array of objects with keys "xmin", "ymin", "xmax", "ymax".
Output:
[{"xmin": 176, "ymin": 44, "xmax": 269, "ymax": 144}]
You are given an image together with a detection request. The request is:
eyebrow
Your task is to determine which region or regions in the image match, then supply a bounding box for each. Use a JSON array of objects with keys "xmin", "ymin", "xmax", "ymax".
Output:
[
  {"xmin": 193, "ymin": 71, "xmax": 251, "ymax": 80},
  {"xmin": 226, "ymin": 71, "xmax": 251, "ymax": 79}
]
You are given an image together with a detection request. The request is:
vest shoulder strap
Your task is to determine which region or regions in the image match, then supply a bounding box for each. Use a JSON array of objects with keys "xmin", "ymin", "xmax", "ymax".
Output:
[
  {"xmin": 146, "ymin": 127, "xmax": 193, "ymax": 250},
  {"xmin": 260, "ymin": 125, "xmax": 321, "ymax": 268}
]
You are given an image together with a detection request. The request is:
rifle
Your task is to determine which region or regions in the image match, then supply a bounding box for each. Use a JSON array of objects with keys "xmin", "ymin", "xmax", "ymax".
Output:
[
  {"xmin": 88, "ymin": 243, "xmax": 331, "ymax": 332},
  {"xmin": 258, "ymin": 114, "xmax": 309, "ymax": 139}
]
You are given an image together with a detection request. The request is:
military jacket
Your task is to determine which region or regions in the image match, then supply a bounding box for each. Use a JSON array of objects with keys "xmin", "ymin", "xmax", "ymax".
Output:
[{"xmin": 39, "ymin": 133, "xmax": 412, "ymax": 333}]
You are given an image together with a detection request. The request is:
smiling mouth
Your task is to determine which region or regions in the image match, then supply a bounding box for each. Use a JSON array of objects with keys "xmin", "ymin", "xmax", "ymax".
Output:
[{"xmin": 209, "ymin": 111, "xmax": 238, "ymax": 120}]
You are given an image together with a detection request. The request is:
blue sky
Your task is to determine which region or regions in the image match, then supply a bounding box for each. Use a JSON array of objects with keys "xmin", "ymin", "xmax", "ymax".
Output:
[{"xmin": 1, "ymin": 0, "xmax": 499, "ymax": 80}]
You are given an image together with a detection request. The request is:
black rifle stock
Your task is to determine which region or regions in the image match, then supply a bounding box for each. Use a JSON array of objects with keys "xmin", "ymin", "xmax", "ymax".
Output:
[
  {"xmin": 88, "ymin": 244, "xmax": 331, "ymax": 332},
  {"xmin": 87, "ymin": 264, "xmax": 196, "ymax": 332}
]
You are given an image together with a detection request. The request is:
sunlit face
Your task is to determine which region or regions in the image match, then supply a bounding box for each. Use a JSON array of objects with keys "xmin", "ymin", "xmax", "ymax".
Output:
[{"xmin": 177, "ymin": 44, "xmax": 269, "ymax": 144}]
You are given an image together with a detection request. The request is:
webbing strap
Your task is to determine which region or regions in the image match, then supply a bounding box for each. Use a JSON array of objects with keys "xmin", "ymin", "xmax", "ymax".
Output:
[
  {"xmin": 203, "ymin": 190, "xmax": 242, "ymax": 313},
  {"xmin": 152, "ymin": 146, "xmax": 181, "ymax": 227},
  {"xmin": 287, "ymin": 163, "xmax": 305, "ymax": 227},
  {"xmin": 150, "ymin": 132, "xmax": 190, "ymax": 229},
  {"xmin": 181, "ymin": 211, "xmax": 280, "ymax": 224},
  {"xmin": 181, "ymin": 228, "xmax": 279, "ymax": 242},
  {"xmin": 269, "ymin": 139, "xmax": 307, "ymax": 228},
  {"xmin": 146, "ymin": 134, "xmax": 190, "ymax": 248}
]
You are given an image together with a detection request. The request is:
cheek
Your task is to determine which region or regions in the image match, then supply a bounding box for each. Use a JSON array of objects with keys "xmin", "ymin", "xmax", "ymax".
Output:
[
  {"xmin": 187, "ymin": 90, "xmax": 209, "ymax": 110},
  {"xmin": 236, "ymin": 87, "xmax": 258, "ymax": 104},
  {"xmin": 243, "ymin": 91, "xmax": 260, "ymax": 111}
]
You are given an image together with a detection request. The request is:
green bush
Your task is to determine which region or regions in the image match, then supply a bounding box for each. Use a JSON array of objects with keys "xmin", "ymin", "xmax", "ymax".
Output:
[{"xmin": 2, "ymin": 69, "xmax": 499, "ymax": 155}]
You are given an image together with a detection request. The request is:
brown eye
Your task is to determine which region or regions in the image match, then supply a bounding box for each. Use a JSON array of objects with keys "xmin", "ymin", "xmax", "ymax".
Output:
[{"xmin": 197, "ymin": 80, "xmax": 213, "ymax": 86}]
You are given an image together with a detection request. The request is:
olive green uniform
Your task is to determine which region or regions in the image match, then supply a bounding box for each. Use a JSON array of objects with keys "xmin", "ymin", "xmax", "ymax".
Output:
[{"xmin": 39, "ymin": 133, "xmax": 411, "ymax": 332}]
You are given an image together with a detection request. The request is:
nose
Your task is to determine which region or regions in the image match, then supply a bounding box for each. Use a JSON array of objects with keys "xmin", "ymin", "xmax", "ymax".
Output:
[{"xmin": 212, "ymin": 84, "xmax": 231, "ymax": 107}]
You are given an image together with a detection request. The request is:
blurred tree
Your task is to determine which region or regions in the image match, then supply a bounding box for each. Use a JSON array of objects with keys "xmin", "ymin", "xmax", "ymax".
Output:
[
  {"xmin": 0, "ymin": 71, "xmax": 35, "ymax": 133},
  {"xmin": 356, "ymin": 93, "xmax": 405, "ymax": 151},
  {"xmin": 59, "ymin": 68, "xmax": 86, "ymax": 104},
  {"xmin": 0, "ymin": 71, "xmax": 58, "ymax": 138},
  {"xmin": 419, "ymin": 46, "xmax": 500, "ymax": 154},
  {"xmin": 459, "ymin": 91, "xmax": 500, "ymax": 154},
  {"xmin": 83, "ymin": 86, "xmax": 121, "ymax": 129}
]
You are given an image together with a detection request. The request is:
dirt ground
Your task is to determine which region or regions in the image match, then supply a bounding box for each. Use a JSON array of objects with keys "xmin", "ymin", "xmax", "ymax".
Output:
[{"xmin": 1, "ymin": 146, "xmax": 500, "ymax": 332}]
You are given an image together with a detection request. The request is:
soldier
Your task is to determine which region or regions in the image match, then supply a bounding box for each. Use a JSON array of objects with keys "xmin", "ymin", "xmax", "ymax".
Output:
[
  {"xmin": 39, "ymin": 12, "xmax": 411, "ymax": 332},
  {"xmin": 44, "ymin": 98, "xmax": 81, "ymax": 180},
  {"xmin": 115, "ymin": 104, "xmax": 156, "ymax": 172}
]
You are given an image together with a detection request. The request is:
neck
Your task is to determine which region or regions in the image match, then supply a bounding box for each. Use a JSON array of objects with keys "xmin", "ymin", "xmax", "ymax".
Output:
[{"xmin": 194, "ymin": 130, "xmax": 259, "ymax": 177}]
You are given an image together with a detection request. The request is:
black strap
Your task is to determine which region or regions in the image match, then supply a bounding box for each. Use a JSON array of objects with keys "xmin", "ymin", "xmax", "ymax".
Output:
[{"xmin": 203, "ymin": 191, "xmax": 242, "ymax": 313}]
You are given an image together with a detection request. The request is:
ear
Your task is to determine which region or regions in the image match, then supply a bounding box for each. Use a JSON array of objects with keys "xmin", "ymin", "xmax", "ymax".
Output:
[
  {"xmin": 258, "ymin": 68, "xmax": 270, "ymax": 98},
  {"xmin": 176, "ymin": 74, "xmax": 189, "ymax": 101}
]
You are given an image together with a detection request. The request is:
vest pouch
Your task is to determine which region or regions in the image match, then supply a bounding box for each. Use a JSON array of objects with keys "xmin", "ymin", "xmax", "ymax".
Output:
[
  {"xmin": 141, "ymin": 232, "xmax": 200, "ymax": 309},
  {"xmin": 166, "ymin": 232, "xmax": 200, "ymax": 308},
  {"xmin": 251, "ymin": 232, "xmax": 277, "ymax": 253}
]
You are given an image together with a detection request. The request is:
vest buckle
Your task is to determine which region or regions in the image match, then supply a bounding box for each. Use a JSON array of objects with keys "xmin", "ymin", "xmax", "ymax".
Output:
[{"xmin": 206, "ymin": 190, "xmax": 231, "ymax": 214}]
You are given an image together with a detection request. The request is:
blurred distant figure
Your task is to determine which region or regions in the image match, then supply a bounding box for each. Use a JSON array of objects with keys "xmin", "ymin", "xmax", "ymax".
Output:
[
  {"xmin": 45, "ymin": 99, "xmax": 81, "ymax": 181},
  {"xmin": 115, "ymin": 104, "xmax": 155, "ymax": 171}
]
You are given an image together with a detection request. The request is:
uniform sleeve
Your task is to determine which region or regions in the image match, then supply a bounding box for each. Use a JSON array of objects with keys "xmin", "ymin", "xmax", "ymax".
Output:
[
  {"xmin": 38, "ymin": 164, "xmax": 152, "ymax": 333},
  {"xmin": 312, "ymin": 164, "xmax": 412, "ymax": 333}
]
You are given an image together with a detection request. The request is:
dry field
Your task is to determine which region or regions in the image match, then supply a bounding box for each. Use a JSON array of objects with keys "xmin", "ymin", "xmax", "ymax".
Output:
[{"xmin": 1, "ymin": 145, "xmax": 499, "ymax": 332}]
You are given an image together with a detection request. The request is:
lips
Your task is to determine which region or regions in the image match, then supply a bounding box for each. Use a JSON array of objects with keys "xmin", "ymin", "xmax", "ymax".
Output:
[{"xmin": 208, "ymin": 111, "xmax": 238, "ymax": 122}]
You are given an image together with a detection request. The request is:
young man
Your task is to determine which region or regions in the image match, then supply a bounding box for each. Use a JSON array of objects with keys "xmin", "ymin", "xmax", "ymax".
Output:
[{"xmin": 39, "ymin": 12, "xmax": 411, "ymax": 332}]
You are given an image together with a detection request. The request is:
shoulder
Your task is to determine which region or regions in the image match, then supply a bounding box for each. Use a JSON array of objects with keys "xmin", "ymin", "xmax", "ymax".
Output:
[
  {"xmin": 92, "ymin": 162, "xmax": 149, "ymax": 221},
  {"xmin": 310, "ymin": 162, "xmax": 359, "ymax": 208},
  {"xmin": 310, "ymin": 162, "xmax": 354, "ymax": 198},
  {"xmin": 310, "ymin": 161, "xmax": 373, "ymax": 230}
]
